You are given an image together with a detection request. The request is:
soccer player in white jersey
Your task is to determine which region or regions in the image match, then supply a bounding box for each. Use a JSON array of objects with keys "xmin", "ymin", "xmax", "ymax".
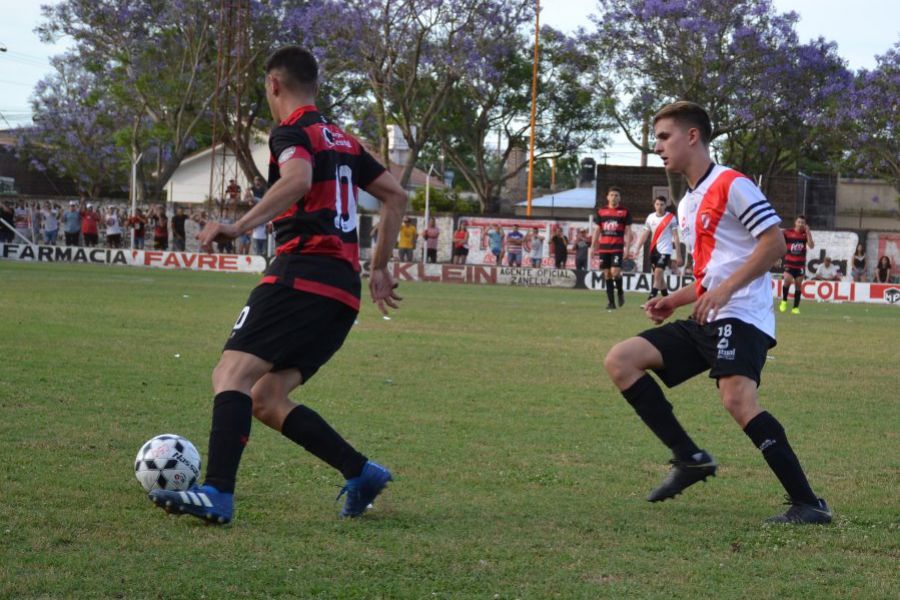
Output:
[
  {"xmin": 603, "ymin": 101, "xmax": 831, "ymax": 524},
  {"xmin": 633, "ymin": 196, "xmax": 681, "ymax": 300}
]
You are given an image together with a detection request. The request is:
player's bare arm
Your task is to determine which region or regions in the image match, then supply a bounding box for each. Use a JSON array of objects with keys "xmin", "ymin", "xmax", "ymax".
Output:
[
  {"xmin": 806, "ymin": 227, "xmax": 814, "ymax": 249},
  {"xmin": 624, "ymin": 224, "xmax": 634, "ymax": 258},
  {"xmin": 634, "ymin": 229, "xmax": 649, "ymax": 256},
  {"xmin": 692, "ymin": 224, "xmax": 786, "ymax": 325},
  {"xmin": 365, "ymin": 171, "xmax": 408, "ymax": 315},
  {"xmin": 198, "ymin": 159, "xmax": 311, "ymax": 248},
  {"xmin": 672, "ymin": 229, "xmax": 682, "ymax": 266}
]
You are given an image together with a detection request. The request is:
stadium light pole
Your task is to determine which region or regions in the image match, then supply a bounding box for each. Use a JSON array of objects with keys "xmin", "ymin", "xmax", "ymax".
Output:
[
  {"xmin": 423, "ymin": 164, "xmax": 435, "ymax": 264},
  {"xmin": 525, "ymin": 0, "xmax": 540, "ymax": 217}
]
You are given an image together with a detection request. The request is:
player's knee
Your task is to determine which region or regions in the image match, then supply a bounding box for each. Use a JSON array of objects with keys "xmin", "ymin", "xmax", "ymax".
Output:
[
  {"xmin": 604, "ymin": 343, "xmax": 633, "ymax": 385},
  {"xmin": 720, "ymin": 391, "xmax": 758, "ymax": 422}
]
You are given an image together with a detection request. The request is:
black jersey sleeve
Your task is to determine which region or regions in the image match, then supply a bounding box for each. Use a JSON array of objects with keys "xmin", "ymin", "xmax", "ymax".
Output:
[
  {"xmin": 269, "ymin": 125, "xmax": 315, "ymax": 166},
  {"xmin": 356, "ymin": 147, "xmax": 388, "ymax": 189},
  {"xmin": 625, "ymin": 209, "xmax": 633, "ymax": 226}
]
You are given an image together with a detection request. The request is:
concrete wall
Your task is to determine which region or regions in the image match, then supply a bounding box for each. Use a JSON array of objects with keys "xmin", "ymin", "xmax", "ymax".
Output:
[{"xmin": 835, "ymin": 177, "xmax": 900, "ymax": 232}]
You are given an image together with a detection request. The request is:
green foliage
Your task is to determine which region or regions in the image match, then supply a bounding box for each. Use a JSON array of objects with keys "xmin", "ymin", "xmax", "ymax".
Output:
[
  {"xmin": 409, "ymin": 187, "xmax": 479, "ymax": 213},
  {"xmin": 1, "ymin": 261, "xmax": 898, "ymax": 598}
]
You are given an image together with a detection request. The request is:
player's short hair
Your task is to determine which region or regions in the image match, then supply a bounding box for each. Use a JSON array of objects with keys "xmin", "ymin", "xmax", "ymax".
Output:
[
  {"xmin": 608, "ymin": 186, "xmax": 622, "ymax": 194},
  {"xmin": 265, "ymin": 46, "xmax": 318, "ymax": 95},
  {"xmin": 796, "ymin": 214, "xmax": 807, "ymax": 221},
  {"xmin": 654, "ymin": 195, "xmax": 667, "ymax": 203},
  {"xmin": 653, "ymin": 101, "xmax": 712, "ymax": 146}
]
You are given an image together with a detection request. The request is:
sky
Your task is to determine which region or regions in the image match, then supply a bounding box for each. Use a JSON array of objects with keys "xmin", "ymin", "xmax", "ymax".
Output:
[{"xmin": 0, "ymin": 0, "xmax": 897, "ymax": 165}]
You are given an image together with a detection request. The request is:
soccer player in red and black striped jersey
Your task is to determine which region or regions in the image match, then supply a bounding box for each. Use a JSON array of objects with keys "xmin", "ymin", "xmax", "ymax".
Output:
[
  {"xmin": 148, "ymin": 46, "xmax": 408, "ymax": 523},
  {"xmin": 780, "ymin": 215, "xmax": 814, "ymax": 314},
  {"xmin": 590, "ymin": 186, "xmax": 633, "ymax": 309}
]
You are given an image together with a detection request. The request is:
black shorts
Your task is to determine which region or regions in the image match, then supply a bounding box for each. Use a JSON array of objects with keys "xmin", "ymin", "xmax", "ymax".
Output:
[
  {"xmin": 598, "ymin": 252, "xmax": 623, "ymax": 270},
  {"xmin": 638, "ymin": 318, "xmax": 775, "ymax": 387},
  {"xmin": 223, "ymin": 283, "xmax": 357, "ymax": 382},
  {"xmin": 452, "ymin": 246, "xmax": 468, "ymax": 257},
  {"xmin": 650, "ymin": 249, "xmax": 671, "ymax": 269},
  {"xmin": 783, "ymin": 267, "xmax": 804, "ymax": 278}
]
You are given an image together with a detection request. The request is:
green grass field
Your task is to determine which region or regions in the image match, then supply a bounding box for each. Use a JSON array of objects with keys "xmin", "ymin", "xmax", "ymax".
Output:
[{"xmin": 1, "ymin": 261, "xmax": 897, "ymax": 599}]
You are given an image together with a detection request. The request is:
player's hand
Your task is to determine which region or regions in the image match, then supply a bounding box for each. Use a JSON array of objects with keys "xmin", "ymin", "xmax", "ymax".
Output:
[
  {"xmin": 197, "ymin": 221, "xmax": 239, "ymax": 250},
  {"xmin": 691, "ymin": 285, "xmax": 733, "ymax": 325},
  {"xmin": 369, "ymin": 267, "xmax": 402, "ymax": 316},
  {"xmin": 675, "ymin": 256, "xmax": 683, "ymax": 267},
  {"xmin": 643, "ymin": 296, "xmax": 675, "ymax": 324}
]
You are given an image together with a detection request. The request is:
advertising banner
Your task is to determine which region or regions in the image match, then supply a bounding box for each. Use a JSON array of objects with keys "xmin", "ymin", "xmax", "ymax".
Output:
[{"xmin": 0, "ymin": 243, "xmax": 267, "ymax": 273}]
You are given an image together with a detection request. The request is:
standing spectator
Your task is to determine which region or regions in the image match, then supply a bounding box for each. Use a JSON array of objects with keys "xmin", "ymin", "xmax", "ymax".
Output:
[
  {"xmin": 550, "ymin": 225, "xmax": 569, "ymax": 268},
  {"xmin": 225, "ymin": 179, "xmax": 241, "ymax": 206},
  {"xmin": 105, "ymin": 206, "xmax": 124, "ymax": 248},
  {"xmin": 397, "ymin": 216, "xmax": 417, "ymax": 262},
  {"xmin": 422, "ymin": 217, "xmax": 440, "ymax": 263},
  {"xmin": 41, "ymin": 202, "xmax": 60, "ymax": 245},
  {"xmin": 217, "ymin": 212, "xmax": 235, "ymax": 254},
  {"xmin": 250, "ymin": 175, "xmax": 267, "ymax": 200},
  {"xmin": 0, "ymin": 200, "xmax": 14, "ymax": 242},
  {"xmin": 505, "ymin": 224, "xmax": 524, "ymax": 266},
  {"xmin": 851, "ymin": 244, "xmax": 867, "ymax": 282},
  {"xmin": 81, "ymin": 202, "xmax": 100, "ymax": 247},
  {"xmin": 151, "ymin": 206, "xmax": 169, "ymax": 250},
  {"xmin": 62, "ymin": 201, "xmax": 82, "ymax": 246},
  {"xmin": 252, "ymin": 219, "xmax": 269, "ymax": 256},
  {"xmin": 812, "ymin": 256, "xmax": 841, "ymax": 281},
  {"xmin": 30, "ymin": 203, "xmax": 43, "ymax": 242},
  {"xmin": 452, "ymin": 222, "xmax": 469, "ymax": 264},
  {"xmin": 527, "ymin": 227, "xmax": 544, "ymax": 268},
  {"xmin": 574, "ymin": 228, "xmax": 590, "ymax": 271},
  {"xmin": 14, "ymin": 202, "xmax": 30, "ymax": 241},
  {"xmin": 486, "ymin": 224, "xmax": 504, "ymax": 265},
  {"xmin": 127, "ymin": 208, "xmax": 147, "ymax": 249},
  {"xmin": 873, "ymin": 256, "xmax": 892, "ymax": 283},
  {"xmin": 171, "ymin": 207, "xmax": 188, "ymax": 251}
]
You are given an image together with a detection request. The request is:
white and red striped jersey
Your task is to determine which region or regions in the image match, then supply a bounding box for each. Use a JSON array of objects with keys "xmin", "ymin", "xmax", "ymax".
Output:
[
  {"xmin": 644, "ymin": 211, "xmax": 677, "ymax": 255},
  {"xmin": 677, "ymin": 164, "xmax": 781, "ymax": 339}
]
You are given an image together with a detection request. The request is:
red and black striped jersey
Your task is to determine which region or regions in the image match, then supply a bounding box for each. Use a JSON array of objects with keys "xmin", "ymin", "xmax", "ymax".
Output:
[
  {"xmin": 595, "ymin": 206, "xmax": 632, "ymax": 254},
  {"xmin": 782, "ymin": 228, "xmax": 809, "ymax": 271},
  {"xmin": 260, "ymin": 105, "xmax": 386, "ymax": 310}
]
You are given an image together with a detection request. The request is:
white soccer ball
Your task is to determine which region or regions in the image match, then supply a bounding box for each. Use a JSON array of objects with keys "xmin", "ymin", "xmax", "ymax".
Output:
[{"xmin": 134, "ymin": 434, "xmax": 202, "ymax": 492}]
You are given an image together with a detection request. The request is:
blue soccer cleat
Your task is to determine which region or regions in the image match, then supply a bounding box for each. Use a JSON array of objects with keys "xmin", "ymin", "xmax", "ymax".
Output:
[
  {"xmin": 149, "ymin": 484, "xmax": 234, "ymax": 525},
  {"xmin": 336, "ymin": 461, "xmax": 393, "ymax": 518}
]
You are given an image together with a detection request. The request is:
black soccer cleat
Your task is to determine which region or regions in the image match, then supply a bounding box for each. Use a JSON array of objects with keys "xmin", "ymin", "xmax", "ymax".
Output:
[
  {"xmin": 765, "ymin": 497, "xmax": 832, "ymax": 525},
  {"xmin": 647, "ymin": 452, "xmax": 717, "ymax": 502},
  {"xmin": 618, "ymin": 289, "xmax": 625, "ymax": 307},
  {"xmin": 606, "ymin": 302, "xmax": 616, "ymax": 311}
]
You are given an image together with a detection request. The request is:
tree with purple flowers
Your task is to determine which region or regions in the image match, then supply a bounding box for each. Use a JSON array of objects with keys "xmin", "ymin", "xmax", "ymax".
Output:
[
  {"xmin": 36, "ymin": 0, "xmax": 221, "ymax": 204},
  {"xmin": 20, "ymin": 54, "xmax": 129, "ymax": 198},
  {"xmin": 435, "ymin": 22, "xmax": 610, "ymax": 211},
  {"xmin": 836, "ymin": 41, "xmax": 900, "ymax": 192},
  {"xmin": 586, "ymin": 0, "xmax": 852, "ymax": 194}
]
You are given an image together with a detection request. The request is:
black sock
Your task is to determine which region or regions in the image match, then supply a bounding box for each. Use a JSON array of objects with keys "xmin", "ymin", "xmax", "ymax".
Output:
[
  {"xmin": 743, "ymin": 411, "xmax": 817, "ymax": 504},
  {"xmin": 615, "ymin": 276, "xmax": 624, "ymax": 293},
  {"xmin": 203, "ymin": 391, "xmax": 253, "ymax": 493},
  {"xmin": 281, "ymin": 405, "xmax": 368, "ymax": 480},
  {"xmin": 605, "ymin": 279, "xmax": 615, "ymax": 304},
  {"xmin": 622, "ymin": 374, "xmax": 701, "ymax": 461},
  {"xmin": 649, "ymin": 288, "xmax": 659, "ymax": 298},
  {"xmin": 793, "ymin": 288, "xmax": 802, "ymax": 308},
  {"xmin": 782, "ymin": 284, "xmax": 790, "ymax": 302},
  {"xmin": 661, "ymin": 287, "xmax": 669, "ymax": 296}
]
